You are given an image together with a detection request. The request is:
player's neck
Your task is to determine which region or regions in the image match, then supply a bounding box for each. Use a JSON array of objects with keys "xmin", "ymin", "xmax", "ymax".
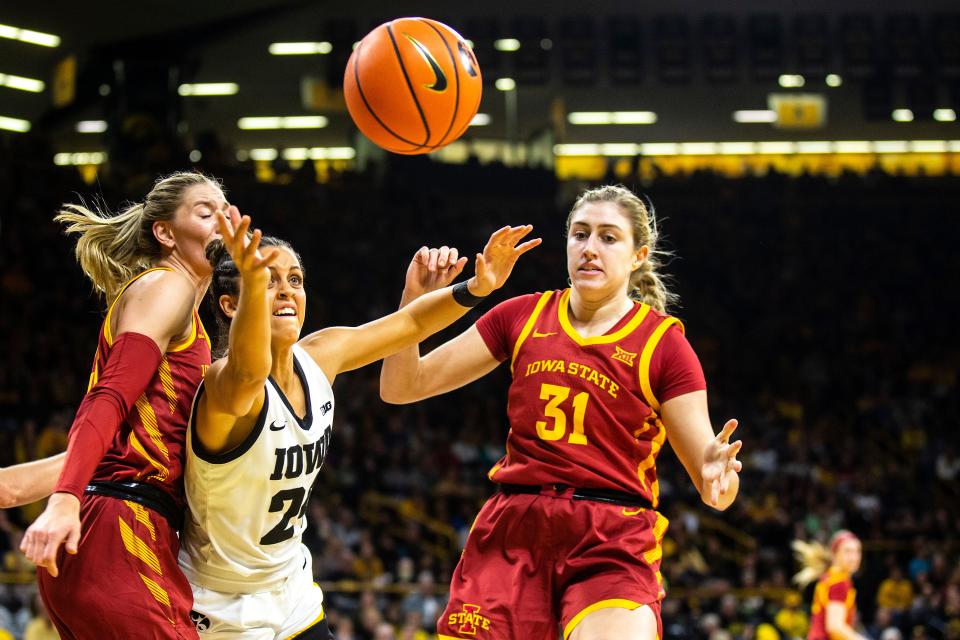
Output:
[
  {"xmin": 568, "ymin": 288, "xmax": 635, "ymax": 328},
  {"xmin": 156, "ymin": 255, "xmax": 211, "ymax": 308},
  {"xmin": 270, "ymin": 346, "xmax": 297, "ymax": 389}
]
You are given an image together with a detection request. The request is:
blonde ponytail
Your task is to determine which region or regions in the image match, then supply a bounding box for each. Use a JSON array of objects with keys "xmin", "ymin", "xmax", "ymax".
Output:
[
  {"xmin": 791, "ymin": 539, "xmax": 832, "ymax": 588},
  {"xmin": 566, "ymin": 184, "xmax": 677, "ymax": 312},
  {"xmin": 55, "ymin": 202, "xmax": 153, "ymax": 301},
  {"xmin": 54, "ymin": 171, "xmax": 218, "ymax": 303}
]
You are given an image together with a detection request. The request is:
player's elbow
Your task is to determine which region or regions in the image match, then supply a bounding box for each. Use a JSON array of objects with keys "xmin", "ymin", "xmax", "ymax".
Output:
[{"xmin": 379, "ymin": 382, "xmax": 414, "ymax": 405}]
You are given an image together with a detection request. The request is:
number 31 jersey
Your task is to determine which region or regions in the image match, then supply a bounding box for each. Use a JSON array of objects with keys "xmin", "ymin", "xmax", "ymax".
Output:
[
  {"xmin": 476, "ymin": 289, "xmax": 706, "ymax": 507},
  {"xmin": 179, "ymin": 344, "xmax": 334, "ymax": 593}
]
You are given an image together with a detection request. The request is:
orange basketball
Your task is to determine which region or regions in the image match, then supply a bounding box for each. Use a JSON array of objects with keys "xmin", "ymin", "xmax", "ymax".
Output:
[{"xmin": 344, "ymin": 18, "xmax": 482, "ymax": 154}]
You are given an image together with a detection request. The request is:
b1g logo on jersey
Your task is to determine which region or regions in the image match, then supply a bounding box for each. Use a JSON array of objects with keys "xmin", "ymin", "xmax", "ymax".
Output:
[{"xmin": 449, "ymin": 604, "xmax": 491, "ymax": 635}]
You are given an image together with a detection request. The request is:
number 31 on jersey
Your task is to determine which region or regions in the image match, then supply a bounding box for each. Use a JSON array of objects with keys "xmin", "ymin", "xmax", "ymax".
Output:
[{"xmin": 536, "ymin": 383, "xmax": 589, "ymax": 445}]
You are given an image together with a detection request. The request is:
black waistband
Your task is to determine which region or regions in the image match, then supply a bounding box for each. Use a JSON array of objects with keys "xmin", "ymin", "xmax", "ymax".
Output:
[
  {"xmin": 85, "ymin": 481, "xmax": 183, "ymax": 530},
  {"xmin": 498, "ymin": 483, "xmax": 654, "ymax": 510}
]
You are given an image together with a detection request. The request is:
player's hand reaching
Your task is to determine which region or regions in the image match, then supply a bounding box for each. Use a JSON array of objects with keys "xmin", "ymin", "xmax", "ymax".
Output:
[
  {"xmin": 216, "ymin": 207, "xmax": 280, "ymax": 287},
  {"xmin": 701, "ymin": 419, "xmax": 743, "ymax": 508},
  {"xmin": 468, "ymin": 225, "xmax": 542, "ymax": 297},
  {"xmin": 20, "ymin": 492, "xmax": 81, "ymax": 577},
  {"xmin": 404, "ymin": 246, "xmax": 468, "ymax": 299}
]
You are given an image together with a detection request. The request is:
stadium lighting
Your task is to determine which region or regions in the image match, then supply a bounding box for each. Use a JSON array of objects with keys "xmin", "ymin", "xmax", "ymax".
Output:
[
  {"xmin": 280, "ymin": 147, "xmax": 356, "ymax": 160},
  {"xmin": 494, "ymin": 38, "xmax": 521, "ymax": 52},
  {"xmin": 237, "ymin": 116, "xmax": 328, "ymax": 130},
  {"xmin": 934, "ymin": 109, "xmax": 957, "ymax": 122},
  {"xmin": 757, "ymin": 142, "xmax": 796, "ymax": 154},
  {"xmin": 53, "ymin": 152, "xmax": 107, "ymax": 165},
  {"xmin": 76, "ymin": 120, "xmax": 108, "ymax": 133},
  {"xmin": 0, "ymin": 23, "xmax": 60, "ymax": 47},
  {"xmin": 778, "ymin": 74, "xmax": 805, "ymax": 88},
  {"xmin": 0, "ymin": 115, "xmax": 30, "ymax": 132},
  {"xmin": 892, "ymin": 109, "xmax": 914, "ymax": 122},
  {"xmin": 825, "ymin": 74, "xmax": 843, "ymax": 87},
  {"xmin": 470, "ymin": 113, "xmax": 491, "ymax": 126},
  {"xmin": 551, "ymin": 139, "xmax": 957, "ymax": 157},
  {"xmin": 733, "ymin": 110, "xmax": 777, "ymax": 123},
  {"xmin": 495, "ymin": 78, "xmax": 516, "ymax": 91},
  {"xmin": 834, "ymin": 141, "xmax": 872, "ymax": 153},
  {"xmin": 268, "ymin": 42, "xmax": 333, "ymax": 55},
  {"xmin": 873, "ymin": 141, "xmax": 909, "ymax": 153},
  {"xmin": 568, "ymin": 111, "xmax": 657, "ymax": 125},
  {"xmin": 0, "ymin": 73, "xmax": 44, "ymax": 93},
  {"xmin": 179, "ymin": 83, "xmax": 239, "ymax": 96}
]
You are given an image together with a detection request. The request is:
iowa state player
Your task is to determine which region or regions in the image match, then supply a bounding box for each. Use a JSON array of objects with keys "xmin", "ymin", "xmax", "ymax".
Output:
[
  {"xmin": 794, "ymin": 531, "xmax": 868, "ymax": 640},
  {"xmin": 20, "ymin": 172, "xmax": 228, "ymax": 639},
  {"xmin": 381, "ymin": 185, "xmax": 744, "ymax": 640},
  {"xmin": 179, "ymin": 213, "xmax": 538, "ymax": 638}
]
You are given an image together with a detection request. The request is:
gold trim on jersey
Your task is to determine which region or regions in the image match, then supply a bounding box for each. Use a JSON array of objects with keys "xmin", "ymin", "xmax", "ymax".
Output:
[
  {"xmin": 510, "ymin": 291, "xmax": 555, "ymax": 375},
  {"xmin": 157, "ymin": 357, "xmax": 178, "ymax": 414},
  {"xmin": 138, "ymin": 572, "xmax": 176, "ymax": 626},
  {"xmin": 563, "ymin": 598, "xmax": 646, "ymax": 640},
  {"xmin": 129, "ymin": 432, "xmax": 170, "ymax": 483},
  {"xmin": 637, "ymin": 317, "xmax": 684, "ymax": 412},
  {"xmin": 283, "ymin": 606, "xmax": 326, "ymax": 639},
  {"xmin": 118, "ymin": 516, "xmax": 162, "ymax": 575},
  {"xmin": 167, "ymin": 310, "xmax": 198, "ymax": 352},
  {"xmin": 87, "ymin": 347, "xmax": 101, "ymax": 392},
  {"xmin": 123, "ymin": 500, "xmax": 157, "ymax": 541},
  {"xmin": 557, "ymin": 289, "xmax": 651, "ymax": 346},
  {"xmin": 642, "ymin": 512, "xmax": 670, "ymax": 565},
  {"xmin": 134, "ymin": 395, "xmax": 171, "ymax": 461},
  {"xmin": 103, "ymin": 267, "xmax": 172, "ymax": 347},
  {"xmin": 637, "ymin": 418, "xmax": 667, "ymax": 508}
]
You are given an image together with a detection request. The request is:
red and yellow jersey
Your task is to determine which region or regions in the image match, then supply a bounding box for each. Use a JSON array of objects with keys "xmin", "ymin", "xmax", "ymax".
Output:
[
  {"xmin": 808, "ymin": 568, "xmax": 857, "ymax": 640},
  {"xmin": 85, "ymin": 268, "xmax": 211, "ymax": 509},
  {"xmin": 476, "ymin": 289, "xmax": 705, "ymax": 507}
]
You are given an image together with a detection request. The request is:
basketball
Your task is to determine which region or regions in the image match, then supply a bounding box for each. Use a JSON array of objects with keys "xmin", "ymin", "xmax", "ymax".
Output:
[{"xmin": 343, "ymin": 17, "xmax": 482, "ymax": 154}]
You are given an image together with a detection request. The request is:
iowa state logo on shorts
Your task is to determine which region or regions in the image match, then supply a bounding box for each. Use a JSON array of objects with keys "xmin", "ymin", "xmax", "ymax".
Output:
[{"xmin": 448, "ymin": 604, "xmax": 491, "ymax": 635}]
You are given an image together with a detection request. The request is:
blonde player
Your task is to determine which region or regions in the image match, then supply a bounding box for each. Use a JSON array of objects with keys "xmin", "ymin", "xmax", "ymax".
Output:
[{"xmin": 794, "ymin": 530, "xmax": 869, "ymax": 640}]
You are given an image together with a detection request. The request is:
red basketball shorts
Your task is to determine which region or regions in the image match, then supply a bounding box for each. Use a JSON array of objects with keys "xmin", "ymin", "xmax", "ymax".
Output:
[
  {"xmin": 437, "ymin": 488, "xmax": 669, "ymax": 640},
  {"xmin": 38, "ymin": 493, "xmax": 198, "ymax": 639}
]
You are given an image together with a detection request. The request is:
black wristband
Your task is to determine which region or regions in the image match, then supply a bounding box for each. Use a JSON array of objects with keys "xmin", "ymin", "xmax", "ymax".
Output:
[{"xmin": 452, "ymin": 281, "xmax": 487, "ymax": 308}]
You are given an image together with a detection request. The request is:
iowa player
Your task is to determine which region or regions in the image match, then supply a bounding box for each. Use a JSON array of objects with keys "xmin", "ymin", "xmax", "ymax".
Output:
[
  {"xmin": 381, "ymin": 185, "xmax": 744, "ymax": 640},
  {"xmin": 178, "ymin": 213, "xmax": 538, "ymax": 638},
  {"xmin": 20, "ymin": 173, "xmax": 228, "ymax": 639},
  {"xmin": 794, "ymin": 531, "xmax": 868, "ymax": 640}
]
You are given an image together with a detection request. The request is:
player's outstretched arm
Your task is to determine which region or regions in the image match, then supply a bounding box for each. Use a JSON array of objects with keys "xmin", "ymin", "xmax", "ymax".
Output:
[
  {"xmin": 301, "ymin": 225, "xmax": 540, "ymax": 384},
  {"xmin": 661, "ymin": 390, "xmax": 743, "ymax": 511},
  {"xmin": 0, "ymin": 453, "xmax": 65, "ymax": 508},
  {"xmin": 197, "ymin": 210, "xmax": 279, "ymax": 453}
]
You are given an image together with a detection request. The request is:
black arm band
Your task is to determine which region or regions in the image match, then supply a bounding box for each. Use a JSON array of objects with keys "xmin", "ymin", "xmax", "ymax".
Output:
[{"xmin": 452, "ymin": 281, "xmax": 487, "ymax": 308}]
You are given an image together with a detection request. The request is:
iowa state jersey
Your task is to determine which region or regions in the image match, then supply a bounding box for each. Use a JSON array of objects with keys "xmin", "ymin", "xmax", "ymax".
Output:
[
  {"xmin": 476, "ymin": 289, "xmax": 705, "ymax": 507},
  {"xmin": 808, "ymin": 568, "xmax": 857, "ymax": 640},
  {"xmin": 86, "ymin": 267, "xmax": 211, "ymax": 509},
  {"xmin": 180, "ymin": 344, "xmax": 334, "ymax": 594}
]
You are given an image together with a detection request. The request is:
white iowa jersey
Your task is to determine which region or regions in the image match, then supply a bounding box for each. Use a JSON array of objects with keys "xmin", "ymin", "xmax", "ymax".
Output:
[{"xmin": 179, "ymin": 344, "xmax": 334, "ymax": 593}]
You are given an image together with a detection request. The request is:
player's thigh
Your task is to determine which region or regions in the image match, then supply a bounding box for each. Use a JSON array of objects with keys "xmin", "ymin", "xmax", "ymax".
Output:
[{"xmin": 567, "ymin": 604, "xmax": 658, "ymax": 640}]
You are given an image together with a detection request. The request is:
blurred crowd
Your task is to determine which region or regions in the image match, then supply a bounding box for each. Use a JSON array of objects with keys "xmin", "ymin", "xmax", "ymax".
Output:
[{"xmin": 0, "ymin": 132, "xmax": 958, "ymax": 640}]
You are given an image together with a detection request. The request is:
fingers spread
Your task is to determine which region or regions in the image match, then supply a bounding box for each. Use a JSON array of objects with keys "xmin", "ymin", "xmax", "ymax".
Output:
[{"xmin": 719, "ymin": 419, "xmax": 739, "ymax": 441}]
